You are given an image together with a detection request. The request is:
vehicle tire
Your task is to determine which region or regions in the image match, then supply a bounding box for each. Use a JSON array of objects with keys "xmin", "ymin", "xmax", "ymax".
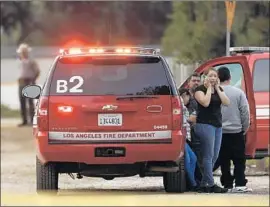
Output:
[
  {"xmin": 163, "ymin": 158, "xmax": 186, "ymax": 193},
  {"xmin": 36, "ymin": 157, "xmax": 58, "ymax": 194}
]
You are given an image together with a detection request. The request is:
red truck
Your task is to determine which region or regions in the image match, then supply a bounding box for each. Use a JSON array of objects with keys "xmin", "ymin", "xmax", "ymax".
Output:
[
  {"xmin": 22, "ymin": 47, "xmax": 187, "ymax": 194},
  {"xmin": 180, "ymin": 46, "xmax": 269, "ymax": 159}
]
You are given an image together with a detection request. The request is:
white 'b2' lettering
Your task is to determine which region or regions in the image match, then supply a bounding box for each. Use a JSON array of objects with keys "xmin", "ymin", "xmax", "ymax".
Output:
[
  {"xmin": 69, "ymin": 76, "xmax": 83, "ymax": 93},
  {"xmin": 56, "ymin": 76, "xmax": 84, "ymax": 93},
  {"xmin": 56, "ymin": 80, "xmax": 68, "ymax": 93}
]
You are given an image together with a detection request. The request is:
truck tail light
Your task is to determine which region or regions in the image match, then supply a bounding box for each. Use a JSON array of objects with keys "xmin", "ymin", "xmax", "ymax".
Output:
[
  {"xmin": 37, "ymin": 96, "xmax": 49, "ymax": 131},
  {"xmin": 58, "ymin": 106, "xmax": 73, "ymax": 113},
  {"xmin": 171, "ymin": 96, "xmax": 183, "ymax": 130}
]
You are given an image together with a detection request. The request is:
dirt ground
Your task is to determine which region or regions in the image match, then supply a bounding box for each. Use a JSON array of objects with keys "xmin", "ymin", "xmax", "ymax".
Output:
[{"xmin": 1, "ymin": 125, "xmax": 269, "ymax": 206}]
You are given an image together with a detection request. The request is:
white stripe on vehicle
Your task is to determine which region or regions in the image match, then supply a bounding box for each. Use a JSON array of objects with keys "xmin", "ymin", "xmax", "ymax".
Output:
[
  {"xmin": 256, "ymin": 116, "xmax": 269, "ymax": 120},
  {"xmin": 256, "ymin": 105, "xmax": 269, "ymax": 109},
  {"xmin": 256, "ymin": 108, "xmax": 269, "ymax": 117},
  {"xmin": 49, "ymin": 130, "xmax": 172, "ymax": 141}
]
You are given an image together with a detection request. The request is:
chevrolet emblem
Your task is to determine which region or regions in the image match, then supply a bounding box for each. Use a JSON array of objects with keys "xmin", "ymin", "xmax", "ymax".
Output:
[{"xmin": 102, "ymin": 104, "xmax": 118, "ymax": 111}]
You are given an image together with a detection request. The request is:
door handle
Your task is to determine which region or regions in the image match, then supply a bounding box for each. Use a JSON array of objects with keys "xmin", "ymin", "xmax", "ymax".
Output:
[{"xmin": 147, "ymin": 105, "xmax": 162, "ymax": 113}]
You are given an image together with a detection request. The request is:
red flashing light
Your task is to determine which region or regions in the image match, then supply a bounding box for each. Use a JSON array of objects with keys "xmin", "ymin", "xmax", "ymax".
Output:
[
  {"xmin": 88, "ymin": 48, "xmax": 104, "ymax": 53},
  {"xmin": 59, "ymin": 47, "xmax": 160, "ymax": 56},
  {"xmin": 89, "ymin": 48, "xmax": 96, "ymax": 53},
  {"xmin": 68, "ymin": 48, "xmax": 82, "ymax": 55},
  {"xmin": 124, "ymin": 48, "xmax": 131, "ymax": 53},
  {"xmin": 116, "ymin": 48, "xmax": 124, "ymax": 53},
  {"xmin": 97, "ymin": 48, "xmax": 104, "ymax": 53}
]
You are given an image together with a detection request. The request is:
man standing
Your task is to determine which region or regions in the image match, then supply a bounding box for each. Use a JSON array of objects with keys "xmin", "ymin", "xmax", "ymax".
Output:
[
  {"xmin": 217, "ymin": 67, "xmax": 252, "ymax": 192},
  {"xmin": 16, "ymin": 43, "xmax": 40, "ymax": 126},
  {"xmin": 187, "ymin": 72, "xmax": 201, "ymax": 102},
  {"xmin": 184, "ymin": 73, "xmax": 200, "ymax": 128},
  {"xmin": 185, "ymin": 73, "xmax": 203, "ymax": 181}
]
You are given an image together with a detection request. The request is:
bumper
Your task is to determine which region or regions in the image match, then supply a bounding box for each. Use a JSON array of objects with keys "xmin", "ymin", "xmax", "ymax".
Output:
[{"xmin": 36, "ymin": 131, "xmax": 185, "ymax": 165}]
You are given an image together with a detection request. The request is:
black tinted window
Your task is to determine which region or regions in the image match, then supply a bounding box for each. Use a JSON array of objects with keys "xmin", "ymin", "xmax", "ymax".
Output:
[
  {"xmin": 253, "ymin": 59, "xmax": 269, "ymax": 92},
  {"xmin": 49, "ymin": 56, "xmax": 171, "ymax": 96}
]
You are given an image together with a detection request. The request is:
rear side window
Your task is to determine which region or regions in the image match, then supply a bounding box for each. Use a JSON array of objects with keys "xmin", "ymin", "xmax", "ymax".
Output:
[
  {"xmin": 214, "ymin": 63, "xmax": 244, "ymax": 90},
  {"xmin": 253, "ymin": 58, "xmax": 269, "ymax": 92},
  {"xmin": 49, "ymin": 56, "xmax": 172, "ymax": 96}
]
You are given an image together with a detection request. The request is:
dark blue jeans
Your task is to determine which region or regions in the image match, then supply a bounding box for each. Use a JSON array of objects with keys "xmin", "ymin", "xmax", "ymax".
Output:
[
  {"xmin": 184, "ymin": 143, "xmax": 197, "ymax": 187},
  {"xmin": 194, "ymin": 123, "xmax": 222, "ymax": 187}
]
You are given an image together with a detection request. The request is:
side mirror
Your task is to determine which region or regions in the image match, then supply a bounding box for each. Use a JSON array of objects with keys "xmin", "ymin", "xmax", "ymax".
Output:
[{"xmin": 22, "ymin": 84, "xmax": 42, "ymax": 99}]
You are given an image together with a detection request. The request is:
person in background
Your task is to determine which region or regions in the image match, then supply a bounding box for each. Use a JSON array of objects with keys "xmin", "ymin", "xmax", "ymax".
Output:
[
  {"xmin": 188, "ymin": 72, "xmax": 201, "ymax": 97},
  {"xmin": 194, "ymin": 67, "xmax": 230, "ymax": 193},
  {"xmin": 185, "ymin": 73, "xmax": 203, "ymax": 182},
  {"xmin": 186, "ymin": 73, "xmax": 200, "ymax": 124},
  {"xmin": 179, "ymin": 88, "xmax": 199, "ymax": 192},
  {"xmin": 186, "ymin": 73, "xmax": 200, "ymax": 125},
  {"xmin": 16, "ymin": 43, "xmax": 40, "ymax": 127},
  {"xmin": 217, "ymin": 67, "xmax": 252, "ymax": 193}
]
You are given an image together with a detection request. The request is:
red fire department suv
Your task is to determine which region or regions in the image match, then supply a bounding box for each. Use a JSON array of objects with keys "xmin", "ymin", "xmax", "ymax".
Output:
[
  {"xmin": 180, "ymin": 46, "xmax": 269, "ymax": 160},
  {"xmin": 22, "ymin": 47, "xmax": 187, "ymax": 193}
]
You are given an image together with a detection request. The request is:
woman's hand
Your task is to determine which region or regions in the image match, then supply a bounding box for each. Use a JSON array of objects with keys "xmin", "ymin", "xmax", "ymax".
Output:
[
  {"xmin": 216, "ymin": 82, "xmax": 230, "ymax": 106},
  {"xmin": 204, "ymin": 77, "xmax": 211, "ymax": 88},
  {"xmin": 188, "ymin": 114, "xmax": 197, "ymax": 123},
  {"xmin": 215, "ymin": 78, "xmax": 220, "ymax": 90}
]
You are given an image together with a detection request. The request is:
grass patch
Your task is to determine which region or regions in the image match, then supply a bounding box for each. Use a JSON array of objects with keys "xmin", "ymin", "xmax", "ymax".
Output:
[
  {"xmin": 247, "ymin": 157, "xmax": 269, "ymax": 166},
  {"xmin": 265, "ymin": 157, "xmax": 269, "ymax": 168},
  {"xmin": 1, "ymin": 104, "xmax": 20, "ymax": 118},
  {"xmin": 246, "ymin": 159, "xmax": 257, "ymax": 166},
  {"xmin": 246, "ymin": 157, "xmax": 269, "ymax": 172},
  {"xmin": 262, "ymin": 157, "xmax": 269, "ymax": 170}
]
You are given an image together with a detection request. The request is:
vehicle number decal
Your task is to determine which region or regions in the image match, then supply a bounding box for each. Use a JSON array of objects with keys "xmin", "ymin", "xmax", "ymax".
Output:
[
  {"xmin": 56, "ymin": 76, "xmax": 84, "ymax": 93},
  {"xmin": 154, "ymin": 125, "xmax": 168, "ymax": 130}
]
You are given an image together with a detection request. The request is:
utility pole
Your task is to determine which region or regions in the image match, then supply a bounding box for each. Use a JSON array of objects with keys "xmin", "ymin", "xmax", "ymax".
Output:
[{"xmin": 225, "ymin": 1, "xmax": 236, "ymax": 56}]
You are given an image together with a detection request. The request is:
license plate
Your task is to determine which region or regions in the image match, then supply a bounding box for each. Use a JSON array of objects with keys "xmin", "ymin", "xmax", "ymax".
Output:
[{"xmin": 98, "ymin": 114, "xmax": 122, "ymax": 126}]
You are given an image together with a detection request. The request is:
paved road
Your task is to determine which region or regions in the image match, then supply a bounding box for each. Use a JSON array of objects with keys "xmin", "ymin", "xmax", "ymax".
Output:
[{"xmin": 1, "ymin": 123, "xmax": 269, "ymax": 206}]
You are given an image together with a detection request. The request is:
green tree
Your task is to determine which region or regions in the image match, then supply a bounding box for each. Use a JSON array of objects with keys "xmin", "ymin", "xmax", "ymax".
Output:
[
  {"xmin": 1, "ymin": 1, "xmax": 172, "ymax": 46},
  {"xmin": 161, "ymin": 2, "xmax": 226, "ymax": 64},
  {"xmin": 42, "ymin": 1, "xmax": 172, "ymax": 45},
  {"xmin": 1, "ymin": 1, "xmax": 44, "ymax": 44},
  {"xmin": 162, "ymin": 1, "xmax": 269, "ymax": 64},
  {"xmin": 233, "ymin": 2, "xmax": 269, "ymax": 46}
]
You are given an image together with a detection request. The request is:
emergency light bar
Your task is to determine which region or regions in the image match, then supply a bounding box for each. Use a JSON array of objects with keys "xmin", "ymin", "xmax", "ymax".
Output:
[
  {"xmin": 59, "ymin": 47, "xmax": 161, "ymax": 56},
  {"xmin": 229, "ymin": 47, "xmax": 269, "ymax": 54}
]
